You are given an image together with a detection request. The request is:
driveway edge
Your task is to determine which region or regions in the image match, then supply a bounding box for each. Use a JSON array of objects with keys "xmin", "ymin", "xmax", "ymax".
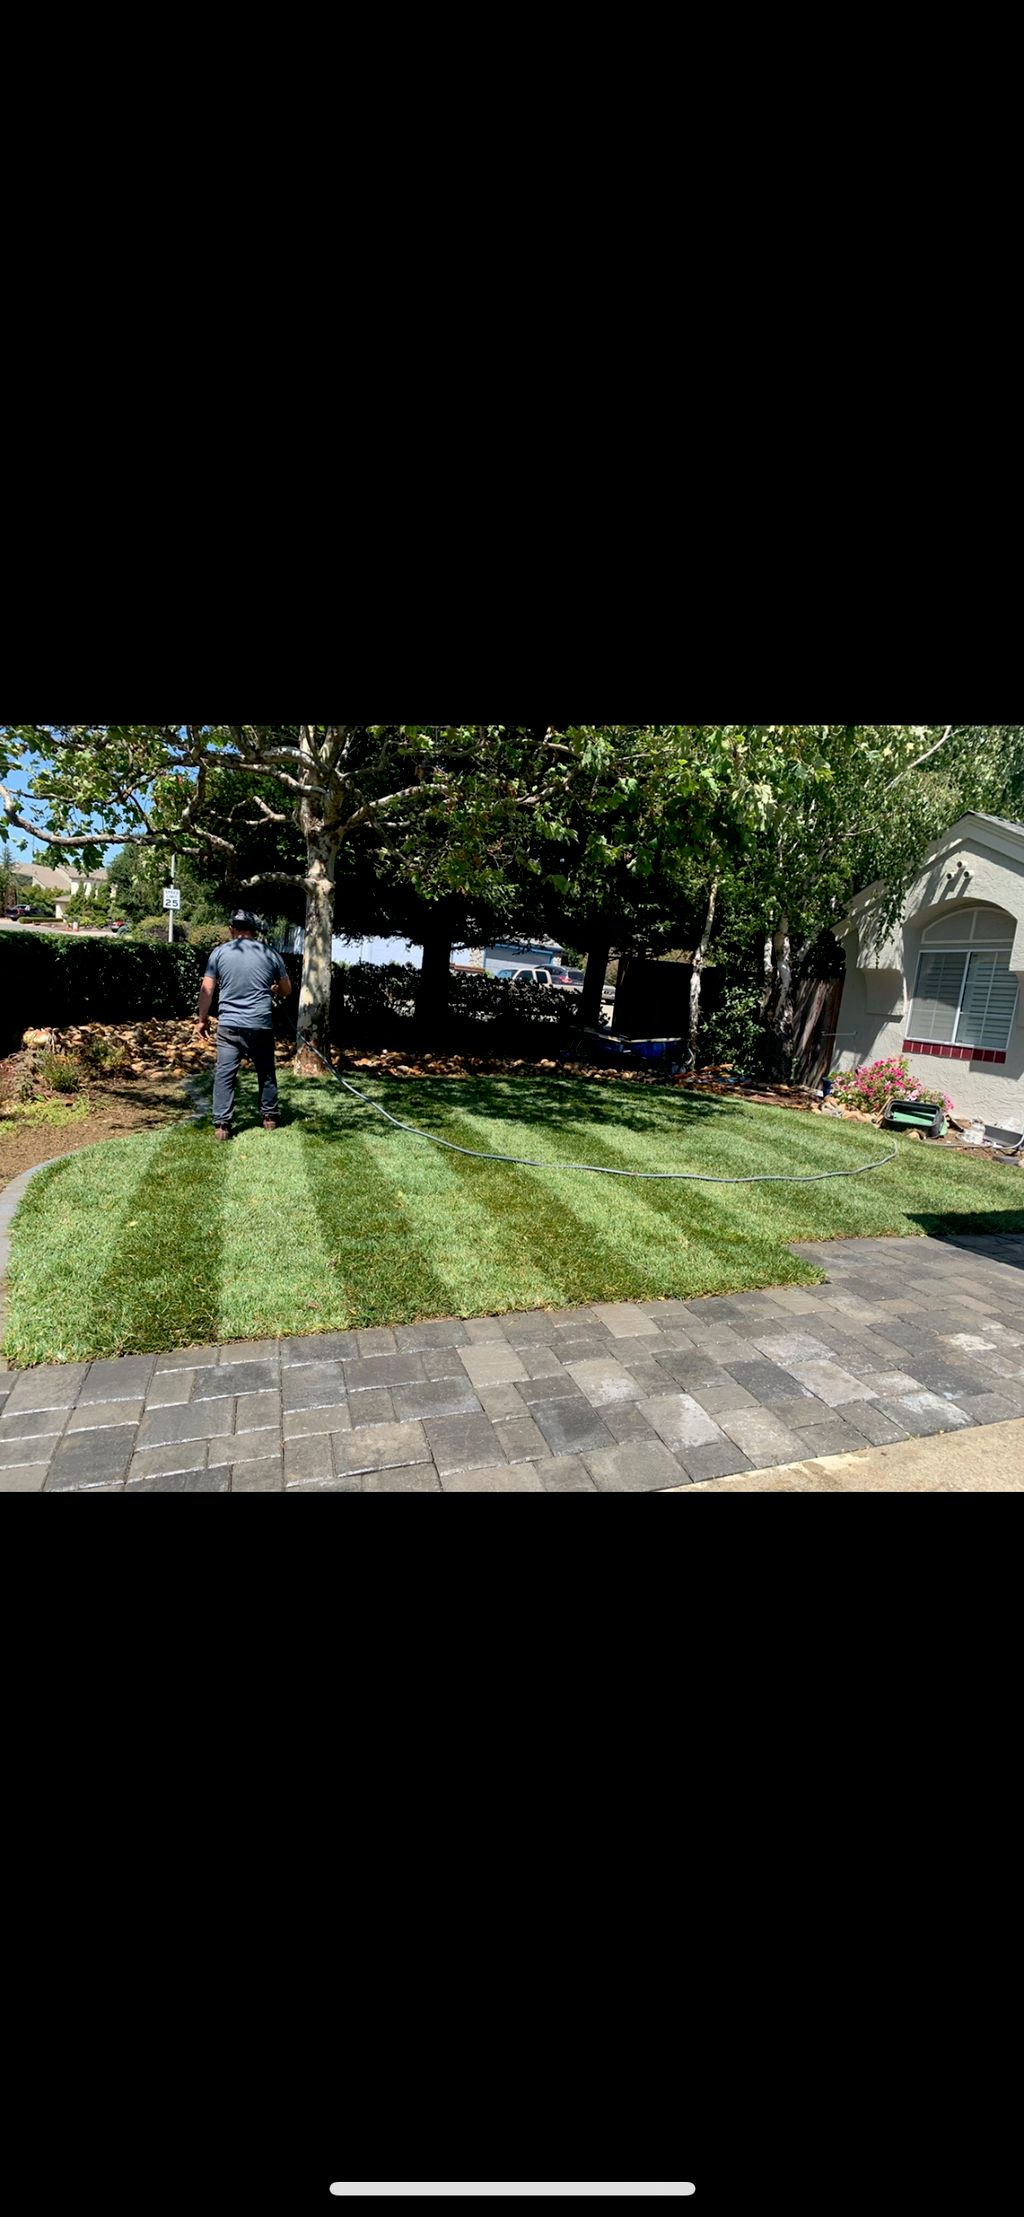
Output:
[{"xmin": 665, "ymin": 1414, "xmax": 1024, "ymax": 1490}]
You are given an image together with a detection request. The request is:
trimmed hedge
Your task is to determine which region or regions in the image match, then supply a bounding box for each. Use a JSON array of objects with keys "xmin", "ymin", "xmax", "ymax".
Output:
[
  {"xmin": 0, "ymin": 935, "xmax": 226, "ymax": 1051},
  {"xmin": 329, "ymin": 962, "xmax": 576, "ymax": 1030},
  {"xmin": 0, "ymin": 939, "xmax": 580, "ymax": 1059}
]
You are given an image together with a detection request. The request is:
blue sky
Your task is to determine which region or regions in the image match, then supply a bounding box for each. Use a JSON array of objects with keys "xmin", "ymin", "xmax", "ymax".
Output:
[
  {"xmin": 2, "ymin": 744, "xmax": 125, "ymax": 861},
  {"xmin": 2, "ymin": 753, "xmax": 50, "ymax": 854}
]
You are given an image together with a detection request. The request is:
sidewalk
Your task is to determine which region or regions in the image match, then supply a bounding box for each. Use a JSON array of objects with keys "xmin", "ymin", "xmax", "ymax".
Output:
[
  {"xmin": 4, "ymin": 1168, "xmax": 1024, "ymax": 1485},
  {"xmin": 668, "ymin": 1415, "xmax": 1024, "ymax": 1489}
]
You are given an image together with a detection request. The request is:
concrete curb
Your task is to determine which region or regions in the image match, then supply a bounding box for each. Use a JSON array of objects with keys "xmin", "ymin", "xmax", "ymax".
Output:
[{"xmin": 665, "ymin": 1414, "xmax": 1024, "ymax": 1490}]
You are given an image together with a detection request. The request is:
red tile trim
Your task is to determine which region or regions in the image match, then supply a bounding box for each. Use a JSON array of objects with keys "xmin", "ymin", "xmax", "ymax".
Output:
[{"xmin": 903, "ymin": 1040, "xmax": 1006, "ymax": 1064}]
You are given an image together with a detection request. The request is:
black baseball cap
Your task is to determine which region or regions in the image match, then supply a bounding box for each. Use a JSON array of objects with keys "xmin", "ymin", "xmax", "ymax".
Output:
[{"xmin": 231, "ymin": 909, "xmax": 259, "ymax": 930}]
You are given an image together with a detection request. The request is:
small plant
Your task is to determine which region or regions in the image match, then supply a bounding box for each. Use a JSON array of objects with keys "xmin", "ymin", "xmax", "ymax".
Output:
[
  {"xmin": 830, "ymin": 1056, "xmax": 955, "ymax": 1118},
  {"xmin": 0, "ymin": 1056, "xmax": 39, "ymax": 1103},
  {"xmin": 76, "ymin": 1032, "xmax": 129, "ymax": 1074},
  {"xmin": 0, "ymin": 1097, "xmax": 90, "ymax": 1128},
  {"xmin": 37, "ymin": 1051, "xmax": 84, "ymax": 1094}
]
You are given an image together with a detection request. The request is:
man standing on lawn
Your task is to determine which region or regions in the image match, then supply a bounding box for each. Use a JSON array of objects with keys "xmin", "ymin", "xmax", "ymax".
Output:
[{"xmin": 196, "ymin": 910, "xmax": 293, "ymax": 1140}]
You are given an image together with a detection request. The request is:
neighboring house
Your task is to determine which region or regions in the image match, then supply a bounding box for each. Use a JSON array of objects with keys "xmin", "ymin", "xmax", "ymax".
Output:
[
  {"xmin": 834, "ymin": 813, "xmax": 1024, "ymax": 1127},
  {"xmin": 12, "ymin": 861, "xmax": 108, "ymax": 917}
]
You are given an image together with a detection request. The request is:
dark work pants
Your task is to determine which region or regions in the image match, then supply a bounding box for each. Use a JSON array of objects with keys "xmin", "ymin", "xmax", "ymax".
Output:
[{"xmin": 213, "ymin": 1026, "xmax": 280, "ymax": 1127}]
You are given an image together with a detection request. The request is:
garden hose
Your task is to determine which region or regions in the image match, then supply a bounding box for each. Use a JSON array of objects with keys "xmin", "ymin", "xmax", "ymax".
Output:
[{"xmin": 289, "ymin": 1027, "xmax": 901, "ymax": 1186}]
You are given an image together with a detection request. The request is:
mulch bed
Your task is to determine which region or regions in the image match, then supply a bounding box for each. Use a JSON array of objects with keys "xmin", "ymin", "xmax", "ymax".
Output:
[{"xmin": 0, "ymin": 1020, "xmax": 228, "ymax": 1189}]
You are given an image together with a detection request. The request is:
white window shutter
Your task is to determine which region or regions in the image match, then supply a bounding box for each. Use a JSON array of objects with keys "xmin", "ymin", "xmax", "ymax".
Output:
[
  {"xmin": 957, "ymin": 953, "xmax": 1018, "ymax": 1052},
  {"xmin": 910, "ymin": 952, "xmax": 966, "ymax": 1043}
]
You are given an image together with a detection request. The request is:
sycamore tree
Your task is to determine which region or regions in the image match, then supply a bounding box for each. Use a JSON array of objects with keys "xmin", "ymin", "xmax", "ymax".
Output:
[
  {"xmin": 0, "ymin": 724, "xmax": 571, "ymax": 1068},
  {"xmin": 0, "ymin": 725, "xmax": 438, "ymax": 1067}
]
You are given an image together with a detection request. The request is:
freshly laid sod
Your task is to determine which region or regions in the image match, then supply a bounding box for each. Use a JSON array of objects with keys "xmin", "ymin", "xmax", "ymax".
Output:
[{"xmin": 5, "ymin": 1072, "xmax": 1024, "ymax": 1364}]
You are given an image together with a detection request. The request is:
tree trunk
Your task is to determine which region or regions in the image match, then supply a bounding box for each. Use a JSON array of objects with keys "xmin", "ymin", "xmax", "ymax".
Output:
[
  {"xmin": 761, "ymin": 911, "xmax": 794, "ymax": 1080},
  {"xmin": 294, "ymin": 831, "xmax": 338, "ymax": 1074},
  {"xmin": 580, "ymin": 938, "xmax": 611, "ymax": 1031},
  {"xmin": 687, "ymin": 878, "xmax": 718, "ymax": 1065},
  {"xmin": 414, "ymin": 922, "xmax": 453, "ymax": 1037},
  {"xmin": 761, "ymin": 931, "xmax": 775, "ymax": 1014}
]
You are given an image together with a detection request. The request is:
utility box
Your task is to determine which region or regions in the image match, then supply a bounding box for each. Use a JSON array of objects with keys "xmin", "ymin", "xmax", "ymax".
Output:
[{"xmin": 882, "ymin": 1097, "xmax": 946, "ymax": 1139}]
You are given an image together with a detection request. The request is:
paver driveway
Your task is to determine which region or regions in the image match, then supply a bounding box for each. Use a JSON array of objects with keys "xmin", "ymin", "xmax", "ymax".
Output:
[{"xmin": 4, "ymin": 1228, "xmax": 1024, "ymax": 1490}]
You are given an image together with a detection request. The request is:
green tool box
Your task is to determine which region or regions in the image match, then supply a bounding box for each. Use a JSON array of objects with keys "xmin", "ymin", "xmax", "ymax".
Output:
[{"xmin": 882, "ymin": 1097, "xmax": 947, "ymax": 1138}]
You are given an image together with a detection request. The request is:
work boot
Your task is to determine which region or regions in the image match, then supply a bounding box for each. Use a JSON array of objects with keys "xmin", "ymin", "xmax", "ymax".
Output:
[{"xmin": 215, "ymin": 1125, "xmax": 231, "ymax": 1141}]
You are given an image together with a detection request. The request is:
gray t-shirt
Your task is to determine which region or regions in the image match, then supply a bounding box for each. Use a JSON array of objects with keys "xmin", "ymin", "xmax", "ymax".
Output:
[{"xmin": 206, "ymin": 938, "xmax": 288, "ymax": 1030}]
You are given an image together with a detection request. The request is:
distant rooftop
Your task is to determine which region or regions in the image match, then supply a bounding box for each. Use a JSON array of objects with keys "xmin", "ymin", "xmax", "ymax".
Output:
[{"xmin": 14, "ymin": 862, "xmax": 109, "ymax": 890}]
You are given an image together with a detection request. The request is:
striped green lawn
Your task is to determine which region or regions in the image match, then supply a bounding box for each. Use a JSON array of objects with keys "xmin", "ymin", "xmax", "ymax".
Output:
[{"xmin": 5, "ymin": 1072, "xmax": 1024, "ymax": 1363}]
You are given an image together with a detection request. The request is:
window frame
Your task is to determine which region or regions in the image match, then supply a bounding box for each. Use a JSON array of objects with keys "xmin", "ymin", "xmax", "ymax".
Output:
[{"xmin": 909, "ymin": 942, "xmax": 1018, "ymax": 1053}]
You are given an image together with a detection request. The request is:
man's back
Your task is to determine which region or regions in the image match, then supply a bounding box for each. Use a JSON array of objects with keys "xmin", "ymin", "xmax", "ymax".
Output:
[{"xmin": 208, "ymin": 938, "xmax": 288, "ymax": 1029}]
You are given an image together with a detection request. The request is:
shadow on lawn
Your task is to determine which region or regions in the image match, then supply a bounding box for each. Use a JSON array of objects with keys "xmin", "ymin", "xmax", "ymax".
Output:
[
  {"xmin": 83, "ymin": 1121, "xmax": 227, "ymax": 1355},
  {"xmin": 185, "ymin": 1077, "xmax": 299, "ymax": 1137},
  {"xmin": 286, "ymin": 1071, "xmax": 737, "ymax": 1143},
  {"xmin": 912, "ymin": 1209, "xmax": 1024, "ymax": 1252}
]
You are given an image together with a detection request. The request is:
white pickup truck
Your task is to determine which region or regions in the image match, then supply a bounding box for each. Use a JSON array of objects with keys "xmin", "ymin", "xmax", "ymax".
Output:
[{"xmin": 491, "ymin": 965, "xmax": 559, "ymax": 987}]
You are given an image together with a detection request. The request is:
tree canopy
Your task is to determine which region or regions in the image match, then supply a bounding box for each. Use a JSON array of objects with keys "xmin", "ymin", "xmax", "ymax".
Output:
[{"xmin": 4, "ymin": 722, "xmax": 1024, "ymax": 1070}]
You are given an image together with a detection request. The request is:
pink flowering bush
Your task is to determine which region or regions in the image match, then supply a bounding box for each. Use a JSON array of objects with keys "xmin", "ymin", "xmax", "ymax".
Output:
[{"xmin": 830, "ymin": 1056, "xmax": 955, "ymax": 1118}]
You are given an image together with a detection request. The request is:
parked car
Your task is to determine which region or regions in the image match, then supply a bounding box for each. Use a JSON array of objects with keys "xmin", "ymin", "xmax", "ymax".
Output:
[
  {"xmin": 548, "ymin": 967, "xmax": 585, "ymax": 991},
  {"xmin": 491, "ymin": 965, "xmax": 557, "ymax": 987}
]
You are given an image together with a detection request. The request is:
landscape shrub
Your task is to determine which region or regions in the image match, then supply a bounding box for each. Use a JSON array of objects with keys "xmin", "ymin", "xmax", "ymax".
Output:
[
  {"xmin": 0, "ymin": 935, "xmax": 208, "ymax": 1047},
  {"xmin": 448, "ymin": 972, "xmax": 571, "ymax": 1026},
  {"xmin": 0, "ymin": 930, "xmax": 62, "ymax": 1050},
  {"xmin": 60, "ymin": 887, "xmax": 109, "ymax": 925},
  {"xmin": 331, "ymin": 962, "xmax": 418, "ymax": 1022},
  {"xmin": 54, "ymin": 939, "xmax": 205, "ymax": 1022},
  {"xmin": 76, "ymin": 1031, "xmax": 131, "ymax": 1073},
  {"xmin": 2, "ymin": 938, "xmax": 592, "ymax": 1064},
  {"xmin": 322, "ymin": 963, "xmax": 579, "ymax": 1053},
  {"xmin": 698, "ymin": 982, "xmax": 769, "ymax": 1076},
  {"xmin": 830, "ymin": 1056, "xmax": 955, "ymax": 1117},
  {"xmin": 131, "ymin": 915, "xmax": 180, "ymax": 943},
  {"xmin": 37, "ymin": 1051, "xmax": 84, "ymax": 1093}
]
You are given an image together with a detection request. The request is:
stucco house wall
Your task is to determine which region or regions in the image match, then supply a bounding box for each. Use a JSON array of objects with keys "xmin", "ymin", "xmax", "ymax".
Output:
[{"xmin": 833, "ymin": 813, "xmax": 1024, "ymax": 1129}]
